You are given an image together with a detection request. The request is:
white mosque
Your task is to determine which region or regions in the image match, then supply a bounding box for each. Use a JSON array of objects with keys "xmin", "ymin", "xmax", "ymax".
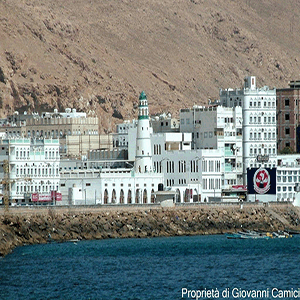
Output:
[{"xmin": 63, "ymin": 91, "xmax": 164, "ymax": 205}]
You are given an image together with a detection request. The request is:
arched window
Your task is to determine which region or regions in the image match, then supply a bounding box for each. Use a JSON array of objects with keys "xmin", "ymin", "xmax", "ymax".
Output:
[
  {"xmin": 112, "ymin": 189, "xmax": 116, "ymax": 204},
  {"xmin": 135, "ymin": 189, "xmax": 140, "ymax": 204},
  {"xmin": 120, "ymin": 189, "xmax": 124, "ymax": 204},
  {"xmin": 104, "ymin": 189, "xmax": 108, "ymax": 204},
  {"xmin": 151, "ymin": 189, "xmax": 155, "ymax": 203},
  {"xmin": 143, "ymin": 189, "xmax": 147, "ymax": 204},
  {"xmin": 127, "ymin": 190, "xmax": 132, "ymax": 204}
]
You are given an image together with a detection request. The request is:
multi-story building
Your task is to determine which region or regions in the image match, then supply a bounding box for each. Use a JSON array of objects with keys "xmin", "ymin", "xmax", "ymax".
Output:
[
  {"xmin": 112, "ymin": 120, "xmax": 138, "ymax": 149},
  {"xmin": 151, "ymin": 113, "xmax": 180, "ymax": 133},
  {"xmin": 0, "ymin": 138, "xmax": 60, "ymax": 205},
  {"xmin": 127, "ymin": 125, "xmax": 223, "ymax": 202},
  {"xmin": 1, "ymin": 108, "xmax": 112, "ymax": 157},
  {"xmin": 276, "ymin": 81, "xmax": 300, "ymax": 153},
  {"xmin": 112, "ymin": 113, "xmax": 179, "ymax": 150},
  {"xmin": 59, "ymin": 92, "xmax": 163, "ymax": 205},
  {"xmin": 277, "ymin": 155, "xmax": 300, "ymax": 202},
  {"xmin": 180, "ymin": 105, "xmax": 243, "ymax": 189},
  {"xmin": 220, "ymin": 76, "xmax": 277, "ymax": 182}
]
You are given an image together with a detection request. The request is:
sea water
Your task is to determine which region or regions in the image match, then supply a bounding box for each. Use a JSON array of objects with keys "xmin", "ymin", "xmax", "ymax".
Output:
[{"xmin": 0, "ymin": 235, "xmax": 300, "ymax": 300}]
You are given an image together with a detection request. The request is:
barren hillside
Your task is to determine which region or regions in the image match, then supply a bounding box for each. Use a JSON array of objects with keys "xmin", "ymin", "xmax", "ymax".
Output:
[{"xmin": 1, "ymin": 0, "xmax": 300, "ymax": 132}]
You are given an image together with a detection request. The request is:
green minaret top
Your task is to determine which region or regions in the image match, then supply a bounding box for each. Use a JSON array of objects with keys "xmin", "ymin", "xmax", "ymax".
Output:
[
  {"xmin": 139, "ymin": 91, "xmax": 147, "ymax": 100},
  {"xmin": 138, "ymin": 91, "xmax": 149, "ymax": 119}
]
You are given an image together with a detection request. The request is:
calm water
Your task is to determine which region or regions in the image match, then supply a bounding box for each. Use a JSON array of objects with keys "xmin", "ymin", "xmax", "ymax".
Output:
[{"xmin": 1, "ymin": 235, "xmax": 300, "ymax": 300}]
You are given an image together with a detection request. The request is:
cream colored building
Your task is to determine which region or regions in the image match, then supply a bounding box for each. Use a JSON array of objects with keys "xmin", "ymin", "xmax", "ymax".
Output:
[{"xmin": 2, "ymin": 108, "xmax": 112, "ymax": 157}]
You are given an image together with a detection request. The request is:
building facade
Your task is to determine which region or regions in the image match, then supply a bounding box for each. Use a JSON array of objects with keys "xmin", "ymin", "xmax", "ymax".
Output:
[
  {"xmin": 220, "ymin": 76, "xmax": 277, "ymax": 182},
  {"xmin": 112, "ymin": 120, "xmax": 138, "ymax": 149},
  {"xmin": 60, "ymin": 92, "xmax": 163, "ymax": 205},
  {"xmin": 276, "ymin": 81, "xmax": 300, "ymax": 153},
  {"xmin": 180, "ymin": 105, "xmax": 243, "ymax": 189},
  {"xmin": 277, "ymin": 154, "xmax": 300, "ymax": 202},
  {"xmin": 151, "ymin": 113, "xmax": 180, "ymax": 133},
  {"xmin": 0, "ymin": 138, "xmax": 60, "ymax": 205},
  {"xmin": 1, "ymin": 109, "xmax": 112, "ymax": 157}
]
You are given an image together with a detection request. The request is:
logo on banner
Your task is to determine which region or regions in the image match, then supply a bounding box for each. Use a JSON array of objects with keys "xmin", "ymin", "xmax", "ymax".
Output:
[{"xmin": 253, "ymin": 168, "xmax": 270, "ymax": 194}]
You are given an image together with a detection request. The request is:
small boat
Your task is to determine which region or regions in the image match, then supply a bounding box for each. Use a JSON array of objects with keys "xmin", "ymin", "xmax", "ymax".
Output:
[
  {"xmin": 273, "ymin": 231, "xmax": 292, "ymax": 238},
  {"xmin": 226, "ymin": 233, "xmax": 245, "ymax": 239},
  {"xmin": 238, "ymin": 230, "xmax": 270, "ymax": 239},
  {"xmin": 226, "ymin": 230, "xmax": 293, "ymax": 240},
  {"xmin": 66, "ymin": 239, "xmax": 80, "ymax": 243},
  {"xmin": 226, "ymin": 231, "xmax": 270, "ymax": 239}
]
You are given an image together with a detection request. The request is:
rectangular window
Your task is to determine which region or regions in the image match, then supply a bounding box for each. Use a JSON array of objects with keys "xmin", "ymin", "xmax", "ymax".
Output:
[
  {"xmin": 285, "ymin": 98, "xmax": 289, "ymax": 106},
  {"xmin": 285, "ymin": 114, "xmax": 290, "ymax": 121}
]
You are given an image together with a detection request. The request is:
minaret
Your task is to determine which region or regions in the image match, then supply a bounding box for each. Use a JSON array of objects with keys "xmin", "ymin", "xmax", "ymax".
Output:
[{"xmin": 135, "ymin": 91, "xmax": 153, "ymax": 173}]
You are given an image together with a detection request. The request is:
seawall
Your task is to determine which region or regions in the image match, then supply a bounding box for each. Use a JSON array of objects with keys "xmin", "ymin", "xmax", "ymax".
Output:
[{"xmin": 1, "ymin": 203, "xmax": 300, "ymax": 257}]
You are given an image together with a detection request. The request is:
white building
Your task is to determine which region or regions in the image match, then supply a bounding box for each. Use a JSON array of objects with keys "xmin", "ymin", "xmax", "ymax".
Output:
[
  {"xmin": 151, "ymin": 113, "xmax": 180, "ymax": 133},
  {"xmin": 60, "ymin": 92, "xmax": 163, "ymax": 205},
  {"xmin": 151, "ymin": 132, "xmax": 223, "ymax": 203},
  {"xmin": 127, "ymin": 126, "xmax": 223, "ymax": 202},
  {"xmin": 112, "ymin": 112, "xmax": 179, "ymax": 150},
  {"xmin": 277, "ymin": 155, "xmax": 300, "ymax": 202},
  {"xmin": 113, "ymin": 119, "xmax": 138, "ymax": 149},
  {"xmin": 220, "ymin": 76, "xmax": 277, "ymax": 182},
  {"xmin": 180, "ymin": 105, "xmax": 243, "ymax": 189},
  {"xmin": 0, "ymin": 138, "xmax": 60, "ymax": 205}
]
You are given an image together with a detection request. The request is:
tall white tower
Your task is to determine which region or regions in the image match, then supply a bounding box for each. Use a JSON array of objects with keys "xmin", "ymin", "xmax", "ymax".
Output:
[
  {"xmin": 220, "ymin": 76, "xmax": 277, "ymax": 183},
  {"xmin": 135, "ymin": 91, "xmax": 153, "ymax": 173}
]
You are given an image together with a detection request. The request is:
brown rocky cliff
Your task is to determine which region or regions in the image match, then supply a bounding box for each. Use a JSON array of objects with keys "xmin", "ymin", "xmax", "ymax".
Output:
[
  {"xmin": 1, "ymin": 0, "xmax": 300, "ymax": 131},
  {"xmin": 1, "ymin": 204, "xmax": 300, "ymax": 257}
]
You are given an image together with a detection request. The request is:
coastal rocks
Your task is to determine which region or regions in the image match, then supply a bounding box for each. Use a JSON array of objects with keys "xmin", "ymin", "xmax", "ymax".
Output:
[{"xmin": 0, "ymin": 204, "xmax": 299, "ymax": 257}]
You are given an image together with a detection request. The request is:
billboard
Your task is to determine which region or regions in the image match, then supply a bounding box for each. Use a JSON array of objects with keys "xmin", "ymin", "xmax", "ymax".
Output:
[
  {"xmin": 32, "ymin": 193, "xmax": 52, "ymax": 202},
  {"xmin": 32, "ymin": 192, "xmax": 62, "ymax": 202},
  {"xmin": 247, "ymin": 167, "xmax": 276, "ymax": 195}
]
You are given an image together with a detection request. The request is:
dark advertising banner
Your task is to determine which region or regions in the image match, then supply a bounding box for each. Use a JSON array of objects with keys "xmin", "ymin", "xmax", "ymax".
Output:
[{"xmin": 247, "ymin": 168, "xmax": 276, "ymax": 195}]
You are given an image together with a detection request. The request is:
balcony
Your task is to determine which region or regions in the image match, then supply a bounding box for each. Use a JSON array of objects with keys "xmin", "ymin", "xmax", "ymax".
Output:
[
  {"xmin": 225, "ymin": 148, "xmax": 234, "ymax": 156},
  {"xmin": 225, "ymin": 164, "xmax": 232, "ymax": 172}
]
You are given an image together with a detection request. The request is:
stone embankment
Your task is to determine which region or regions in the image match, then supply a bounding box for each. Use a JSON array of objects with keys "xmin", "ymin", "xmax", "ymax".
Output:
[{"xmin": 1, "ymin": 203, "xmax": 300, "ymax": 257}]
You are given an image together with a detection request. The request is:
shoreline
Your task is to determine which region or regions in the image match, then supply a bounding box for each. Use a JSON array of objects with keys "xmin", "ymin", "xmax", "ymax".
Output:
[{"xmin": 1, "ymin": 203, "xmax": 300, "ymax": 257}]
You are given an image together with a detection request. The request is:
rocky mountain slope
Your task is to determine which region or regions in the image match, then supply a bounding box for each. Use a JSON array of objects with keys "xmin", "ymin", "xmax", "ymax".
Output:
[{"xmin": 1, "ymin": 0, "xmax": 300, "ymax": 131}]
